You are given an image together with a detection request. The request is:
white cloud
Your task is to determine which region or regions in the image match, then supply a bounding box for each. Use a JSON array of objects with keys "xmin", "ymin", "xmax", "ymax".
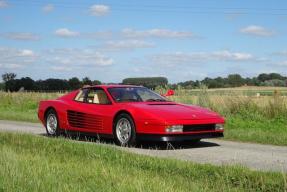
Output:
[
  {"xmin": 3, "ymin": 64, "xmax": 22, "ymax": 69},
  {"xmin": 275, "ymin": 61, "xmax": 287, "ymax": 67},
  {"xmin": 54, "ymin": 28, "xmax": 79, "ymax": 37},
  {"xmin": 50, "ymin": 66, "xmax": 72, "ymax": 72},
  {"xmin": 212, "ymin": 50, "xmax": 253, "ymax": 61},
  {"xmin": 44, "ymin": 48, "xmax": 114, "ymax": 67},
  {"xmin": 54, "ymin": 29, "xmax": 112, "ymax": 39},
  {"xmin": 240, "ymin": 25, "xmax": 274, "ymax": 37},
  {"xmin": 89, "ymin": 4, "xmax": 110, "ymax": 16},
  {"xmin": 102, "ymin": 40, "xmax": 155, "ymax": 51},
  {"xmin": 19, "ymin": 49, "xmax": 35, "ymax": 57},
  {"xmin": 150, "ymin": 50, "xmax": 254, "ymax": 67},
  {"xmin": 0, "ymin": 0, "xmax": 8, "ymax": 8},
  {"xmin": 84, "ymin": 31, "xmax": 113, "ymax": 39},
  {"xmin": 122, "ymin": 28, "xmax": 194, "ymax": 38},
  {"xmin": 0, "ymin": 48, "xmax": 37, "ymax": 69},
  {"xmin": 276, "ymin": 50, "xmax": 287, "ymax": 57},
  {"xmin": 2, "ymin": 32, "xmax": 40, "ymax": 41},
  {"xmin": 51, "ymin": 28, "xmax": 195, "ymax": 40},
  {"xmin": 43, "ymin": 4, "xmax": 54, "ymax": 13}
]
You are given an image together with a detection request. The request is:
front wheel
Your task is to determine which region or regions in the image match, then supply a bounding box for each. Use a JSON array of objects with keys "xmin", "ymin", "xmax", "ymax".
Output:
[
  {"xmin": 114, "ymin": 113, "xmax": 136, "ymax": 147},
  {"xmin": 45, "ymin": 109, "xmax": 60, "ymax": 136}
]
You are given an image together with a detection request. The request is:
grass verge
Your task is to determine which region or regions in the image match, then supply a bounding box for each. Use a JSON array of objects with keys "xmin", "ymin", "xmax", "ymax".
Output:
[
  {"xmin": 224, "ymin": 115, "xmax": 287, "ymax": 145},
  {"xmin": 0, "ymin": 132, "xmax": 286, "ymax": 192}
]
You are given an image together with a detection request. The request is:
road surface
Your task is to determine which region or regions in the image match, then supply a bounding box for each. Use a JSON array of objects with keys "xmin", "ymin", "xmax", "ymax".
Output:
[{"xmin": 0, "ymin": 120, "xmax": 286, "ymax": 172}]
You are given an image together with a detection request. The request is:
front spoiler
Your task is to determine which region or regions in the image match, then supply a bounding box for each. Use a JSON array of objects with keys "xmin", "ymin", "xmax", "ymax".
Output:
[{"xmin": 137, "ymin": 132, "xmax": 223, "ymax": 142}]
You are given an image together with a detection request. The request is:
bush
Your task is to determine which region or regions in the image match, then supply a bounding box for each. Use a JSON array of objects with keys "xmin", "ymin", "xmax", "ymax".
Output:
[
  {"xmin": 0, "ymin": 82, "xmax": 4, "ymax": 90},
  {"xmin": 122, "ymin": 77, "xmax": 168, "ymax": 89}
]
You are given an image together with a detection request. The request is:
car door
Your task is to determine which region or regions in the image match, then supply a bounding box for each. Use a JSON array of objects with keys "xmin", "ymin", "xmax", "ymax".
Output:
[{"xmin": 67, "ymin": 88, "xmax": 114, "ymax": 134}]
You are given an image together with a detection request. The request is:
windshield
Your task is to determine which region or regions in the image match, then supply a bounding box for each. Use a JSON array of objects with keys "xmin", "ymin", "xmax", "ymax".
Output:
[{"xmin": 108, "ymin": 87, "xmax": 168, "ymax": 102}]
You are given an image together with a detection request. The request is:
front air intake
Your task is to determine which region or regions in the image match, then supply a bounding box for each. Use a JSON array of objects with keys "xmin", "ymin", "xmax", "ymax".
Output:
[{"xmin": 183, "ymin": 124, "xmax": 215, "ymax": 132}]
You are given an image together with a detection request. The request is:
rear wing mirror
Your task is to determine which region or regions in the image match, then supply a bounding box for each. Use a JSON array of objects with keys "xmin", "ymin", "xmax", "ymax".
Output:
[{"xmin": 162, "ymin": 89, "xmax": 175, "ymax": 97}]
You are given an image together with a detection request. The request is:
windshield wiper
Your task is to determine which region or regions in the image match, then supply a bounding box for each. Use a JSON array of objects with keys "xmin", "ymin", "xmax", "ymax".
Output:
[{"xmin": 119, "ymin": 98, "xmax": 140, "ymax": 102}]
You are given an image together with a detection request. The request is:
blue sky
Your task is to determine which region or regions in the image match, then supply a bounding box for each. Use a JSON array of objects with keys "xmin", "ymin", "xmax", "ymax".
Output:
[{"xmin": 0, "ymin": 0, "xmax": 287, "ymax": 83}]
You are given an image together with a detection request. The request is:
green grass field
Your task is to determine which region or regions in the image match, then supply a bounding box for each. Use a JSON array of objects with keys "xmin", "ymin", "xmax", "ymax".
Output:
[
  {"xmin": 0, "ymin": 86, "xmax": 287, "ymax": 146},
  {"xmin": 167, "ymin": 87, "xmax": 287, "ymax": 146},
  {"xmin": 0, "ymin": 132, "xmax": 286, "ymax": 192},
  {"xmin": 176, "ymin": 86, "xmax": 287, "ymax": 96}
]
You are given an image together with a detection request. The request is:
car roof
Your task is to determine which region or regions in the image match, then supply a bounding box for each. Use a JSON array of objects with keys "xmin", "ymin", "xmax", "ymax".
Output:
[{"xmin": 82, "ymin": 84, "xmax": 143, "ymax": 89}]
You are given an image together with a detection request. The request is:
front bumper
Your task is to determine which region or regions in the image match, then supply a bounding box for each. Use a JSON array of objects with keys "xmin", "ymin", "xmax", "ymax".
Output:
[{"xmin": 137, "ymin": 132, "xmax": 223, "ymax": 142}]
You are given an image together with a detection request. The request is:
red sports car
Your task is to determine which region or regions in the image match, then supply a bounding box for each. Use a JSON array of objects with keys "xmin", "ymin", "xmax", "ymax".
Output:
[{"xmin": 38, "ymin": 85, "xmax": 224, "ymax": 146}]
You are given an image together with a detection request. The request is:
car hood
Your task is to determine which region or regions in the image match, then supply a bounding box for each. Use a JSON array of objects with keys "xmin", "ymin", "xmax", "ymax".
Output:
[{"xmin": 128, "ymin": 102, "xmax": 222, "ymax": 120}]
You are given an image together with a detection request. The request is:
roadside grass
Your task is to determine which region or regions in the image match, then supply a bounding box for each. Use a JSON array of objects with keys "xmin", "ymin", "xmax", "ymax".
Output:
[
  {"xmin": 0, "ymin": 88, "xmax": 287, "ymax": 146},
  {"xmin": 0, "ymin": 132, "xmax": 286, "ymax": 192},
  {"xmin": 225, "ymin": 115, "xmax": 287, "ymax": 145},
  {"xmin": 0, "ymin": 91, "xmax": 59, "ymax": 123},
  {"xmin": 167, "ymin": 87, "xmax": 287, "ymax": 146}
]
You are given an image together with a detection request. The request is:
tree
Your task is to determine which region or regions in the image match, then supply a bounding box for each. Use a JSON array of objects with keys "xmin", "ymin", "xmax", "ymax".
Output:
[
  {"xmin": 2, "ymin": 73, "xmax": 17, "ymax": 91},
  {"xmin": 227, "ymin": 74, "xmax": 245, "ymax": 87},
  {"xmin": 122, "ymin": 77, "xmax": 168, "ymax": 89},
  {"xmin": 0, "ymin": 82, "xmax": 4, "ymax": 90},
  {"xmin": 5, "ymin": 80, "xmax": 17, "ymax": 92},
  {"xmin": 257, "ymin": 73, "xmax": 269, "ymax": 82},
  {"xmin": 269, "ymin": 73, "xmax": 284, "ymax": 80},
  {"xmin": 2, "ymin": 72, "xmax": 16, "ymax": 82},
  {"xmin": 68, "ymin": 77, "xmax": 82, "ymax": 90},
  {"xmin": 19, "ymin": 77, "xmax": 35, "ymax": 90},
  {"xmin": 178, "ymin": 80, "xmax": 196, "ymax": 89},
  {"xmin": 82, "ymin": 77, "xmax": 92, "ymax": 85},
  {"xmin": 263, "ymin": 79, "xmax": 286, "ymax": 87},
  {"xmin": 34, "ymin": 79, "xmax": 69, "ymax": 91},
  {"xmin": 92, "ymin": 80, "xmax": 102, "ymax": 85}
]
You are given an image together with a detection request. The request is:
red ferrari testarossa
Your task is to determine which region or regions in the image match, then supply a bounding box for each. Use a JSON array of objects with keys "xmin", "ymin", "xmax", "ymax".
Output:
[{"xmin": 38, "ymin": 85, "xmax": 224, "ymax": 146}]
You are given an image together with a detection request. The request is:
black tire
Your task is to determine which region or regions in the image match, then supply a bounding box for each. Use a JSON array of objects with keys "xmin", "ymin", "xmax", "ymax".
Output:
[
  {"xmin": 45, "ymin": 109, "xmax": 60, "ymax": 136},
  {"xmin": 113, "ymin": 113, "xmax": 136, "ymax": 147}
]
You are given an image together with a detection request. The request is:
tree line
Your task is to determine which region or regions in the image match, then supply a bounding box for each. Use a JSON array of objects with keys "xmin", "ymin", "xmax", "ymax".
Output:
[
  {"xmin": 123, "ymin": 74, "xmax": 287, "ymax": 89},
  {"xmin": 1, "ymin": 72, "xmax": 287, "ymax": 92},
  {"xmin": 172, "ymin": 73, "xmax": 287, "ymax": 89},
  {"xmin": 1, "ymin": 73, "xmax": 101, "ymax": 92}
]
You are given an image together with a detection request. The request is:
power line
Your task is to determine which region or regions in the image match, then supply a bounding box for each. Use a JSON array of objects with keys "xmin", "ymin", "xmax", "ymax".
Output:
[
  {"xmin": 9, "ymin": 0, "xmax": 287, "ymax": 11},
  {"xmin": 7, "ymin": 0, "xmax": 287, "ymax": 16}
]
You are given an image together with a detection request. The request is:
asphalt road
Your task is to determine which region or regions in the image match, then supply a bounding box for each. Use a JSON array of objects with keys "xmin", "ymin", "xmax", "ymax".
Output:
[{"xmin": 0, "ymin": 120, "xmax": 286, "ymax": 172}]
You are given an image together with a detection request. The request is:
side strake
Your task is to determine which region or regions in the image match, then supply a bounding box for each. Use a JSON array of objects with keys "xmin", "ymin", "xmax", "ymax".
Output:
[{"xmin": 67, "ymin": 110, "xmax": 104, "ymax": 130}]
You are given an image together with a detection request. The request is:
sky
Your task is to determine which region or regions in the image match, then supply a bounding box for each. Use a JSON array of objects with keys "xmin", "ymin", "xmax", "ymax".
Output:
[{"xmin": 0, "ymin": 0, "xmax": 287, "ymax": 83}]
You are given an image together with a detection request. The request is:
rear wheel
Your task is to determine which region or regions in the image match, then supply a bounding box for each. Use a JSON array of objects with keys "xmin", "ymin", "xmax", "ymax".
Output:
[
  {"xmin": 114, "ymin": 113, "xmax": 136, "ymax": 147},
  {"xmin": 45, "ymin": 109, "xmax": 60, "ymax": 136}
]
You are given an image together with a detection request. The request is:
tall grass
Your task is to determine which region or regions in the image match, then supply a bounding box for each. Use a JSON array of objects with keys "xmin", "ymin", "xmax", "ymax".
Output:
[
  {"xmin": 0, "ymin": 91, "xmax": 61, "ymax": 122},
  {"xmin": 165, "ymin": 87, "xmax": 287, "ymax": 119}
]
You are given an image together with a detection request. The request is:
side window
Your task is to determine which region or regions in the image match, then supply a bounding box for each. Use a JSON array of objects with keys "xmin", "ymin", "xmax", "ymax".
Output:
[
  {"xmin": 91, "ymin": 89, "xmax": 110, "ymax": 104},
  {"xmin": 75, "ymin": 89, "xmax": 110, "ymax": 104},
  {"xmin": 74, "ymin": 90, "xmax": 85, "ymax": 102}
]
